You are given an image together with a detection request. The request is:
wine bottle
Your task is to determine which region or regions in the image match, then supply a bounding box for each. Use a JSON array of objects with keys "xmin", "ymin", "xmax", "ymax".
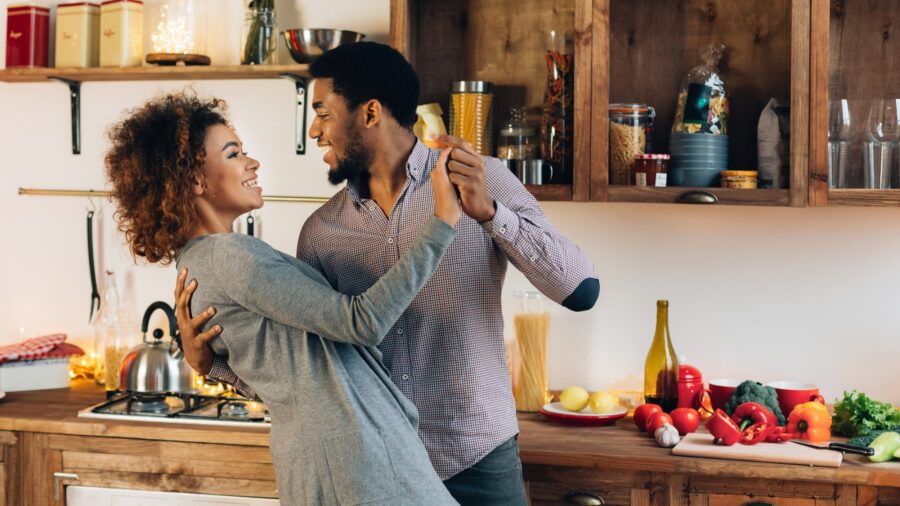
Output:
[{"xmin": 644, "ymin": 300, "xmax": 679, "ymax": 412}]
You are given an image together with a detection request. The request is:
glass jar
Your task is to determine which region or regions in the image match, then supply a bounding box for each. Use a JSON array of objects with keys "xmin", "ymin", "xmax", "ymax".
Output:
[
  {"xmin": 540, "ymin": 30, "xmax": 574, "ymax": 183},
  {"xmin": 609, "ymin": 103, "xmax": 655, "ymax": 185},
  {"xmin": 449, "ymin": 81, "xmax": 494, "ymax": 156},
  {"xmin": 497, "ymin": 106, "xmax": 537, "ymax": 160},
  {"xmin": 512, "ymin": 291, "xmax": 551, "ymax": 412},
  {"xmin": 633, "ymin": 153, "xmax": 669, "ymax": 187},
  {"xmin": 144, "ymin": 0, "xmax": 207, "ymax": 58},
  {"xmin": 241, "ymin": 7, "xmax": 276, "ymax": 64}
]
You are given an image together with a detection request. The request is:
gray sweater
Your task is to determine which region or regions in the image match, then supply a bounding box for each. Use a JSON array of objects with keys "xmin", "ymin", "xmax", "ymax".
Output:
[{"xmin": 175, "ymin": 217, "xmax": 459, "ymax": 506}]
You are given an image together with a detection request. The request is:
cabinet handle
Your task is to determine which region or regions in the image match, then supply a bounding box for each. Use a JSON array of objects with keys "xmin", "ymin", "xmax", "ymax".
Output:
[
  {"xmin": 743, "ymin": 503, "xmax": 774, "ymax": 506},
  {"xmin": 676, "ymin": 190, "xmax": 719, "ymax": 204},
  {"xmin": 53, "ymin": 472, "xmax": 79, "ymax": 502},
  {"xmin": 563, "ymin": 490, "xmax": 605, "ymax": 505}
]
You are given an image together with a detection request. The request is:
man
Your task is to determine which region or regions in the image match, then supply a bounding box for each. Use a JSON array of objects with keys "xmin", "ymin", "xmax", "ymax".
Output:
[{"xmin": 176, "ymin": 42, "xmax": 599, "ymax": 505}]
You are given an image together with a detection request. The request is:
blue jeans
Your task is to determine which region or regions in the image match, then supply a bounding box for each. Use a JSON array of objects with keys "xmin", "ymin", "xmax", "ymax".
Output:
[{"xmin": 442, "ymin": 435, "xmax": 528, "ymax": 506}]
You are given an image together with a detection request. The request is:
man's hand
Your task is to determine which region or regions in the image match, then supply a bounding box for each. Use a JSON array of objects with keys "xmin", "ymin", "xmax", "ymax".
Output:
[
  {"xmin": 174, "ymin": 269, "xmax": 221, "ymax": 376},
  {"xmin": 434, "ymin": 134, "xmax": 496, "ymax": 223}
]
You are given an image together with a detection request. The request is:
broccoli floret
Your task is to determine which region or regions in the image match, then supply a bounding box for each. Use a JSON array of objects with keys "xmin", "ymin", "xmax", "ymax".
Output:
[{"xmin": 723, "ymin": 380, "xmax": 787, "ymax": 426}]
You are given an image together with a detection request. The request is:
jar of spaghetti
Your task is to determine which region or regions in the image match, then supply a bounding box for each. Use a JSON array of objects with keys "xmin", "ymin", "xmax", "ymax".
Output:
[
  {"xmin": 512, "ymin": 290, "xmax": 551, "ymax": 412},
  {"xmin": 720, "ymin": 170, "xmax": 758, "ymax": 189},
  {"xmin": 449, "ymin": 81, "xmax": 494, "ymax": 156},
  {"xmin": 633, "ymin": 153, "xmax": 669, "ymax": 187},
  {"xmin": 609, "ymin": 103, "xmax": 655, "ymax": 185}
]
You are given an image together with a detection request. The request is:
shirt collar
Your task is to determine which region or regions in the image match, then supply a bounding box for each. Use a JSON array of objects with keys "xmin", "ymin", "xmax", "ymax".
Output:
[{"xmin": 346, "ymin": 138, "xmax": 435, "ymax": 204}]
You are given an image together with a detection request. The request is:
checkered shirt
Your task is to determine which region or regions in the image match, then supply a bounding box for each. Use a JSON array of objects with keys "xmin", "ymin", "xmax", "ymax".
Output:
[{"xmin": 210, "ymin": 140, "xmax": 597, "ymax": 479}]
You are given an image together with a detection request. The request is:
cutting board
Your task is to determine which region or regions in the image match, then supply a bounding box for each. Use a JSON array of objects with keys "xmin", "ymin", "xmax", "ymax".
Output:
[{"xmin": 672, "ymin": 433, "xmax": 843, "ymax": 468}]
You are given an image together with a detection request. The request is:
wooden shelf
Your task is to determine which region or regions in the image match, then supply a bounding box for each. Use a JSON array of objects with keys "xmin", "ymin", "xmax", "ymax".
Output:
[
  {"xmin": 607, "ymin": 186, "xmax": 791, "ymax": 206},
  {"xmin": 0, "ymin": 64, "xmax": 310, "ymax": 83},
  {"xmin": 524, "ymin": 184, "xmax": 574, "ymax": 201},
  {"xmin": 827, "ymin": 189, "xmax": 900, "ymax": 207}
]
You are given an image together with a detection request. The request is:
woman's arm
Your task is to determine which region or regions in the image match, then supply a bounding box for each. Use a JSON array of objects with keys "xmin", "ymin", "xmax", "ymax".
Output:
[{"xmin": 211, "ymin": 216, "xmax": 455, "ymax": 347}]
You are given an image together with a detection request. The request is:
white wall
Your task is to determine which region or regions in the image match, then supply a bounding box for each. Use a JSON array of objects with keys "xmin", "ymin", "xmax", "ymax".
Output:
[{"xmin": 2, "ymin": 1, "xmax": 898, "ymax": 404}]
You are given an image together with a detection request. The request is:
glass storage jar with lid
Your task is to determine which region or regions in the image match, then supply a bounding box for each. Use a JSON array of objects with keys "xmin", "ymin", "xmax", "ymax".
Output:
[
  {"xmin": 497, "ymin": 106, "xmax": 537, "ymax": 160},
  {"xmin": 609, "ymin": 103, "xmax": 655, "ymax": 185}
]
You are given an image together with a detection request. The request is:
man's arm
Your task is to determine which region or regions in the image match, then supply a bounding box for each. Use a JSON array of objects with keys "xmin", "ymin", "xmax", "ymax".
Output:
[{"xmin": 440, "ymin": 135, "xmax": 599, "ymax": 311}]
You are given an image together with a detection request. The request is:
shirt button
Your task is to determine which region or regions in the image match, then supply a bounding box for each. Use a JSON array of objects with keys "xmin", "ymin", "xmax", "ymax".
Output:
[
  {"xmin": 396, "ymin": 328, "xmax": 404, "ymax": 335},
  {"xmin": 387, "ymin": 237, "xmax": 395, "ymax": 244},
  {"xmin": 401, "ymin": 374, "xmax": 410, "ymax": 381},
  {"xmin": 500, "ymin": 225, "xmax": 507, "ymax": 234}
]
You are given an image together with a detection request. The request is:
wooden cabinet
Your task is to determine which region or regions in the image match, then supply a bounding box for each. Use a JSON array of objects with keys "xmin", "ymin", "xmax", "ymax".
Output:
[
  {"xmin": 15, "ymin": 432, "xmax": 276, "ymax": 505},
  {"xmin": 523, "ymin": 464, "xmax": 651, "ymax": 505},
  {"xmin": 809, "ymin": 0, "xmax": 900, "ymax": 206},
  {"xmin": 391, "ymin": 0, "xmax": 812, "ymax": 206},
  {"xmin": 682, "ymin": 475, "xmax": 853, "ymax": 506}
]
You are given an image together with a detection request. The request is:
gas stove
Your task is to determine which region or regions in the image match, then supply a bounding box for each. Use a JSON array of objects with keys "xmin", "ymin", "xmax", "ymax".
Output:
[{"xmin": 78, "ymin": 390, "xmax": 271, "ymax": 428}]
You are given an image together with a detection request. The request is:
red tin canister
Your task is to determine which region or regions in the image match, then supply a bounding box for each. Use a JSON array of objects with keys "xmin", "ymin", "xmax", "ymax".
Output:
[
  {"xmin": 677, "ymin": 364, "xmax": 705, "ymax": 410},
  {"xmin": 6, "ymin": 3, "xmax": 50, "ymax": 68}
]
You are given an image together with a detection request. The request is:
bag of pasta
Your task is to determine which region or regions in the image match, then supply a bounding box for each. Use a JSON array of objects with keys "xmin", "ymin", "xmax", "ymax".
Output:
[{"xmin": 672, "ymin": 43, "xmax": 729, "ymax": 135}]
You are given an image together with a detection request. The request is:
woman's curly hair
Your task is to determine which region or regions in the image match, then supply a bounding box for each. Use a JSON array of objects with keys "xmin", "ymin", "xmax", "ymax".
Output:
[{"xmin": 106, "ymin": 92, "xmax": 228, "ymax": 264}]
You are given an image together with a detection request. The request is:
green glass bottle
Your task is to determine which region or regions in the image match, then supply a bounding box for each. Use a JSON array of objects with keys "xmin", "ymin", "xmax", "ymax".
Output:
[{"xmin": 644, "ymin": 300, "xmax": 679, "ymax": 412}]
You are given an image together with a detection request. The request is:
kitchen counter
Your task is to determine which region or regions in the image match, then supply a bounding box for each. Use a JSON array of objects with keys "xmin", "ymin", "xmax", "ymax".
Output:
[{"xmin": 1, "ymin": 380, "xmax": 898, "ymax": 490}]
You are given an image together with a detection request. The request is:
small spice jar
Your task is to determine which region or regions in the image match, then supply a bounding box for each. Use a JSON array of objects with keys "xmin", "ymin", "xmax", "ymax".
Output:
[
  {"xmin": 56, "ymin": 2, "xmax": 101, "ymax": 68},
  {"xmin": 720, "ymin": 170, "xmax": 758, "ymax": 189},
  {"xmin": 633, "ymin": 153, "xmax": 669, "ymax": 187},
  {"xmin": 609, "ymin": 103, "xmax": 655, "ymax": 185},
  {"xmin": 5, "ymin": 3, "xmax": 50, "ymax": 68}
]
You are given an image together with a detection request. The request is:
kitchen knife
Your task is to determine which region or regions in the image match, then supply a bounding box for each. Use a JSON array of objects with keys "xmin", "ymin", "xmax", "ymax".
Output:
[{"xmin": 792, "ymin": 439, "xmax": 875, "ymax": 456}]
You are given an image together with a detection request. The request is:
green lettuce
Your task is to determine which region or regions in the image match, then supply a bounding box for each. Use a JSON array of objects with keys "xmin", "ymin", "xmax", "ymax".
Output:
[{"xmin": 832, "ymin": 390, "xmax": 900, "ymax": 437}]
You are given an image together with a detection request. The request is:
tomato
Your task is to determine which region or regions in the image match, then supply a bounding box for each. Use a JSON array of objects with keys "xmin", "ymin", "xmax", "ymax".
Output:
[
  {"xmin": 633, "ymin": 404, "xmax": 663, "ymax": 431},
  {"xmin": 670, "ymin": 408, "xmax": 701, "ymax": 435},
  {"xmin": 645, "ymin": 412, "xmax": 674, "ymax": 436}
]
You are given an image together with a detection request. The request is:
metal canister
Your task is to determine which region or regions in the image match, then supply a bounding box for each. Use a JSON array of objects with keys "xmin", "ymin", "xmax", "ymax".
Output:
[
  {"xmin": 449, "ymin": 81, "xmax": 494, "ymax": 156},
  {"xmin": 56, "ymin": 2, "xmax": 101, "ymax": 68},
  {"xmin": 99, "ymin": 0, "xmax": 143, "ymax": 67}
]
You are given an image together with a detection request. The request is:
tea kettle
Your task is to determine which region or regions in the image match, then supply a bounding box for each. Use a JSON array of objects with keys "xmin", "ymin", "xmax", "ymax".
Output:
[{"xmin": 118, "ymin": 301, "xmax": 196, "ymax": 394}]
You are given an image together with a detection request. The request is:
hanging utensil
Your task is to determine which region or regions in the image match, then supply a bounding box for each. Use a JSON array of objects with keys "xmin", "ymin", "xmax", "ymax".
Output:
[{"xmin": 87, "ymin": 209, "xmax": 100, "ymax": 322}]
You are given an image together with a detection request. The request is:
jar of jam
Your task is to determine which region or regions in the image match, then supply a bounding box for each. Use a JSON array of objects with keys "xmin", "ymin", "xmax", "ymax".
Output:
[
  {"xmin": 720, "ymin": 170, "xmax": 758, "ymax": 189},
  {"xmin": 633, "ymin": 154, "xmax": 669, "ymax": 187}
]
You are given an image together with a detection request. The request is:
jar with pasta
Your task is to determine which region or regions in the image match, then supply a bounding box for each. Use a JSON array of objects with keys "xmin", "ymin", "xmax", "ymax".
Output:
[
  {"xmin": 609, "ymin": 103, "xmax": 655, "ymax": 185},
  {"xmin": 449, "ymin": 81, "xmax": 493, "ymax": 156},
  {"xmin": 512, "ymin": 290, "xmax": 551, "ymax": 412}
]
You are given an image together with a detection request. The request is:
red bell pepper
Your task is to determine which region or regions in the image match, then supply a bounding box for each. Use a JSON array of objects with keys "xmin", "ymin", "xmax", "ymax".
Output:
[
  {"xmin": 739, "ymin": 422, "xmax": 771, "ymax": 445},
  {"xmin": 706, "ymin": 409, "xmax": 742, "ymax": 446},
  {"xmin": 731, "ymin": 402, "xmax": 777, "ymax": 432},
  {"xmin": 765, "ymin": 426, "xmax": 795, "ymax": 443}
]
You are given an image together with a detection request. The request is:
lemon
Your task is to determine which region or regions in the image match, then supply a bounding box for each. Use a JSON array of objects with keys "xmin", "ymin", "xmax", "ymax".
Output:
[
  {"xmin": 589, "ymin": 391, "xmax": 617, "ymax": 414},
  {"xmin": 559, "ymin": 386, "xmax": 590, "ymax": 412}
]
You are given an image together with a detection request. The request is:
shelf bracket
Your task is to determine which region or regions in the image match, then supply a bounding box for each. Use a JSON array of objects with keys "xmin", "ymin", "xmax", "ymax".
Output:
[
  {"xmin": 48, "ymin": 77, "xmax": 82, "ymax": 155},
  {"xmin": 279, "ymin": 73, "xmax": 308, "ymax": 155}
]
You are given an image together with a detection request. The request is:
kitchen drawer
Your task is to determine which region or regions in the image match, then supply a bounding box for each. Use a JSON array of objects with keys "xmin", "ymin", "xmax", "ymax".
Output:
[
  {"xmin": 522, "ymin": 464, "xmax": 651, "ymax": 505},
  {"xmin": 686, "ymin": 476, "xmax": 851, "ymax": 506},
  {"xmin": 48, "ymin": 434, "xmax": 277, "ymax": 499}
]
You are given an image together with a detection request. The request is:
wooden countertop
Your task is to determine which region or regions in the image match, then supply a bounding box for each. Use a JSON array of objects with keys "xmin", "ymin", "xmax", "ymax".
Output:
[{"xmin": 1, "ymin": 381, "xmax": 898, "ymax": 487}]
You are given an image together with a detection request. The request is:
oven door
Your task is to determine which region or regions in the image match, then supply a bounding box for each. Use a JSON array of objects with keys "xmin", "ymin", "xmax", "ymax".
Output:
[{"xmin": 67, "ymin": 486, "xmax": 280, "ymax": 505}]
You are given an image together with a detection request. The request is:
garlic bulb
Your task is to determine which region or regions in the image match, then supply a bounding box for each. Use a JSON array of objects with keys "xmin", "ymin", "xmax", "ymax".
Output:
[{"xmin": 655, "ymin": 423, "xmax": 681, "ymax": 448}]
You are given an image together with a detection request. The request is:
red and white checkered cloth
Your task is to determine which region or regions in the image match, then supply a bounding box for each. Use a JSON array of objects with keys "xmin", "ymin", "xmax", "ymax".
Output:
[{"xmin": 0, "ymin": 334, "xmax": 68, "ymax": 363}]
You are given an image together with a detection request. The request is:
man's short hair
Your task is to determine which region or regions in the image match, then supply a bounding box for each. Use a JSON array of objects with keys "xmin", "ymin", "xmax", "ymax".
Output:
[{"xmin": 310, "ymin": 41, "xmax": 420, "ymax": 129}]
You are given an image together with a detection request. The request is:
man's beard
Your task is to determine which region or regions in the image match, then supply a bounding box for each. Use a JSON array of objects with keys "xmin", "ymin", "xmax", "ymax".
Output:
[{"xmin": 327, "ymin": 124, "xmax": 372, "ymax": 191}]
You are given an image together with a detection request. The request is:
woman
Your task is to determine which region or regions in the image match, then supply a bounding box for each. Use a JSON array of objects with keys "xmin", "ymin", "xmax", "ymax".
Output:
[{"xmin": 105, "ymin": 93, "xmax": 460, "ymax": 505}]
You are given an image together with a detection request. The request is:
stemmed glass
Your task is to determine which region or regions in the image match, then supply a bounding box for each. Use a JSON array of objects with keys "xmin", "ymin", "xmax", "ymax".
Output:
[
  {"xmin": 827, "ymin": 99, "xmax": 853, "ymax": 188},
  {"xmin": 864, "ymin": 99, "xmax": 900, "ymax": 188}
]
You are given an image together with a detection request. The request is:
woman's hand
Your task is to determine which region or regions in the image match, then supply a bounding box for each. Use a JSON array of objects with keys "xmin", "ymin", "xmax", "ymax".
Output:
[
  {"xmin": 431, "ymin": 147, "xmax": 461, "ymax": 226},
  {"xmin": 174, "ymin": 269, "xmax": 221, "ymax": 375}
]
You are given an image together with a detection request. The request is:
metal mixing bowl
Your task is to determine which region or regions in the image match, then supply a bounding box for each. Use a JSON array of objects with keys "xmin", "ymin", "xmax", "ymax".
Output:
[{"xmin": 282, "ymin": 28, "xmax": 366, "ymax": 64}]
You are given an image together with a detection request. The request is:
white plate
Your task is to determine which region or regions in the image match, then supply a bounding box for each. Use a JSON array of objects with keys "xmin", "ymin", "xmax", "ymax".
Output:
[
  {"xmin": 0, "ymin": 391, "xmax": 6, "ymax": 401},
  {"xmin": 540, "ymin": 402, "xmax": 627, "ymax": 419}
]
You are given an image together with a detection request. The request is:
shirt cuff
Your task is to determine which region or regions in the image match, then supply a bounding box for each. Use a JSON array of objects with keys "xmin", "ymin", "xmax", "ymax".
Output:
[
  {"xmin": 480, "ymin": 200, "xmax": 519, "ymax": 241},
  {"xmin": 209, "ymin": 355, "xmax": 238, "ymax": 384}
]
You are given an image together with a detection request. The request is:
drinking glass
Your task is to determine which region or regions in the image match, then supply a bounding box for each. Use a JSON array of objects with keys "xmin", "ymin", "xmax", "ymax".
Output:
[
  {"xmin": 828, "ymin": 99, "xmax": 853, "ymax": 188},
  {"xmin": 865, "ymin": 99, "xmax": 900, "ymax": 189},
  {"xmin": 867, "ymin": 99, "xmax": 900, "ymax": 143}
]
